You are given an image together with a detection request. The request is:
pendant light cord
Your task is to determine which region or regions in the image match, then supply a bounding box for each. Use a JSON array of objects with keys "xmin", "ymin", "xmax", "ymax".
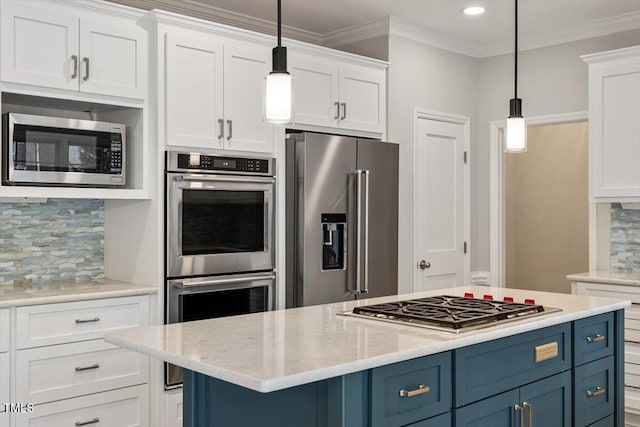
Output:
[
  {"xmin": 514, "ymin": 0, "xmax": 518, "ymax": 99},
  {"xmin": 277, "ymin": 0, "xmax": 282, "ymax": 48}
]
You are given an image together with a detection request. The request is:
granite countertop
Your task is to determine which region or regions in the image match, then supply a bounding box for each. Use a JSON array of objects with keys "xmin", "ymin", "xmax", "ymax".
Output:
[
  {"xmin": 0, "ymin": 279, "xmax": 158, "ymax": 308},
  {"xmin": 567, "ymin": 271, "xmax": 640, "ymax": 286},
  {"xmin": 105, "ymin": 285, "xmax": 630, "ymax": 393}
]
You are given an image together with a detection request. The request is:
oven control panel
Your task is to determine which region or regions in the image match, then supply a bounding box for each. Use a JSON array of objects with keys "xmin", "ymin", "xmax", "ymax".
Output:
[{"xmin": 171, "ymin": 152, "xmax": 272, "ymax": 175}]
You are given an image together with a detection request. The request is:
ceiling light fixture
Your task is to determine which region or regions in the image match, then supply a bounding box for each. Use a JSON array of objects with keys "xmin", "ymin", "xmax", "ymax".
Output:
[
  {"xmin": 505, "ymin": 0, "xmax": 526, "ymax": 153},
  {"xmin": 265, "ymin": 0, "xmax": 292, "ymax": 125},
  {"xmin": 463, "ymin": 6, "xmax": 485, "ymax": 16}
]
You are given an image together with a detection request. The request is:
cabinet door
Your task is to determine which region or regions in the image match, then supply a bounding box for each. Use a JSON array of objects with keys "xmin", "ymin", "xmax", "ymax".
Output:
[
  {"xmin": 166, "ymin": 33, "xmax": 224, "ymax": 150},
  {"xmin": 454, "ymin": 388, "xmax": 520, "ymax": 427},
  {"xmin": 589, "ymin": 53, "xmax": 640, "ymax": 200},
  {"xmin": 223, "ymin": 42, "xmax": 273, "ymax": 153},
  {"xmin": 0, "ymin": 0, "xmax": 79, "ymax": 90},
  {"xmin": 79, "ymin": 17, "xmax": 147, "ymax": 99},
  {"xmin": 339, "ymin": 66, "xmax": 385, "ymax": 133},
  {"xmin": 290, "ymin": 53, "xmax": 340, "ymax": 128},
  {"xmin": 0, "ymin": 353, "xmax": 8, "ymax": 427},
  {"xmin": 519, "ymin": 370, "xmax": 571, "ymax": 427}
]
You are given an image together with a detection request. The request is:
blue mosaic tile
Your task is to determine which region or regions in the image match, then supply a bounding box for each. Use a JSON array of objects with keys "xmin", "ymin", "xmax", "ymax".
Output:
[
  {"xmin": 611, "ymin": 204, "xmax": 640, "ymax": 276},
  {"xmin": 0, "ymin": 199, "xmax": 104, "ymax": 286}
]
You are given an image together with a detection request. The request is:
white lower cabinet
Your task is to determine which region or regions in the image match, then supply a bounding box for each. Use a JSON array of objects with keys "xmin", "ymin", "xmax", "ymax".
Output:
[
  {"xmin": 16, "ymin": 384, "xmax": 148, "ymax": 427},
  {"xmin": 166, "ymin": 390, "xmax": 183, "ymax": 427},
  {"xmin": 0, "ymin": 352, "xmax": 9, "ymax": 427}
]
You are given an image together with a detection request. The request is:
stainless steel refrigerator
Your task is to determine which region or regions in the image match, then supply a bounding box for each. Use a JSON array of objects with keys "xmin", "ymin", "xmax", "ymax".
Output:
[{"xmin": 286, "ymin": 131, "xmax": 399, "ymax": 307}]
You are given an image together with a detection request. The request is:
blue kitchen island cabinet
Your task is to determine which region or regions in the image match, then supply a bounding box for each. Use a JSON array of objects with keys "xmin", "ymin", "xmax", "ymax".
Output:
[{"xmin": 182, "ymin": 311, "xmax": 624, "ymax": 427}]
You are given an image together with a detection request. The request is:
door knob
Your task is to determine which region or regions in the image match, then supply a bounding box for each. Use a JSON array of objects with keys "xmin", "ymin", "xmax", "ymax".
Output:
[{"xmin": 418, "ymin": 260, "xmax": 431, "ymax": 270}]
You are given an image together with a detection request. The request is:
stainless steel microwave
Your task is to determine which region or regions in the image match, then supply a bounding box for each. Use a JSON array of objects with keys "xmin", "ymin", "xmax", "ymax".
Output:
[{"xmin": 2, "ymin": 113, "xmax": 125, "ymax": 187}]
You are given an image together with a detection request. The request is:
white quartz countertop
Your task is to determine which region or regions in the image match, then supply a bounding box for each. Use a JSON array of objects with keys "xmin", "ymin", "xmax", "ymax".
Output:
[
  {"xmin": 0, "ymin": 279, "xmax": 158, "ymax": 307},
  {"xmin": 105, "ymin": 286, "xmax": 630, "ymax": 393},
  {"xmin": 567, "ymin": 271, "xmax": 640, "ymax": 286}
]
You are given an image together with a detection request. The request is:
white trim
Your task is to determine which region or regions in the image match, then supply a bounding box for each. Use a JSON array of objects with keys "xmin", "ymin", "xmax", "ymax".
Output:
[
  {"xmin": 489, "ymin": 111, "xmax": 589, "ymax": 287},
  {"xmin": 412, "ymin": 109, "xmax": 472, "ymax": 289},
  {"xmin": 322, "ymin": 18, "xmax": 389, "ymax": 49},
  {"xmin": 582, "ymin": 45, "xmax": 640, "ymax": 64}
]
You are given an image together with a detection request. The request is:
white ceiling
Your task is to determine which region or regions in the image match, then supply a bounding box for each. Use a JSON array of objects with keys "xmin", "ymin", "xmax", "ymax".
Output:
[{"xmin": 112, "ymin": 0, "xmax": 640, "ymax": 56}]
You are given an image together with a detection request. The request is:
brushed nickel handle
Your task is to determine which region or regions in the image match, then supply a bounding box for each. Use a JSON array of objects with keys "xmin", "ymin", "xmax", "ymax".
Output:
[
  {"xmin": 418, "ymin": 260, "xmax": 431, "ymax": 270},
  {"xmin": 71, "ymin": 55, "xmax": 78, "ymax": 79},
  {"xmin": 218, "ymin": 118, "xmax": 224, "ymax": 139},
  {"xmin": 227, "ymin": 119, "xmax": 232, "ymax": 140},
  {"xmin": 586, "ymin": 334, "xmax": 605, "ymax": 343},
  {"xmin": 75, "ymin": 317, "xmax": 100, "ymax": 324},
  {"xmin": 523, "ymin": 401, "xmax": 533, "ymax": 427},
  {"xmin": 334, "ymin": 102, "xmax": 340, "ymax": 120},
  {"xmin": 514, "ymin": 404, "xmax": 524, "ymax": 426},
  {"xmin": 340, "ymin": 102, "xmax": 346, "ymax": 120},
  {"xmin": 75, "ymin": 363, "xmax": 100, "ymax": 372},
  {"xmin": 75, "ymin": 418, "xmax": 100, "ymax": 426},
  {"xmin": 399, "ymin": 384, "xmax": 430, "ymax": 398},
  {"xmin": 587, "ymin": 386, "xmax": 606, "ymax": 398},
  {"xmin": 83, "ymin": 57, "xmax": 89, "ymax": 81}
]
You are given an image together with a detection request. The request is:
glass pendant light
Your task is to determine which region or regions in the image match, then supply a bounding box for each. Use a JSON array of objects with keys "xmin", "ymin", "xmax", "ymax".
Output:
[
  {"xmin": 505, "ymin": 0, "xmax": 526, "ymax": 153},
  {"xmin": 265, "ymin": 0, "xmax": 292, "ymax": 124}
]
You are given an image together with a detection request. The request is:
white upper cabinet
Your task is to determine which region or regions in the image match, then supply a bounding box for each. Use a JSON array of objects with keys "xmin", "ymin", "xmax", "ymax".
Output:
[
  {"xmin": 584, "ymin": 46, "xmax": 640, "ymax": 202},
  {"xmin": 290, "ymin": 52, "xmax": 386, "ymax": 134},
  {"xmin": 0, "ymin": 0, "xmax": 147, "ymax": 100},
  {"xmin": 164, "ymin": 32, "xmax": 273, "ymax": 153}
]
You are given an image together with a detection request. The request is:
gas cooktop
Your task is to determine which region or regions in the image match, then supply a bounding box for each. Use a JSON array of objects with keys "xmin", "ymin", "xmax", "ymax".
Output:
[{"xmin": 339, "ymin": 294, "xmax": 561, "ymax": 334}]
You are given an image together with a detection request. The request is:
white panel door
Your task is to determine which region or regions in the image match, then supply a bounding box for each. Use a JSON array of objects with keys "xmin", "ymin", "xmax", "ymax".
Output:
[
  {"xmin": 166, "ymin": 33, "xmax": 224, "ymax": 150},
  {"xmin": 165, "ymin": 390, "xmax": 183, "ymax": 427},
  {"xmin": 339, "ymin": 67, "xmax": 385, "ymax": 133},
  {"xmin": 79, "ymin": 18, "xmax": 147, "ymax": 99},
  {"xmin": 290, "ymin": 54, "xmax": 340, "ymax": 128},
  {"xmin": 0, "ymin": 352, "xmax": 8, "ymax": 427},
  {"xmin": 0, "ymin": 1, "xmax": 79, "ymax": 90},
  {"xmin": 414, "ymin": 118, "xmax": 467, "ymax": 291},
  {"xmin": 223, "ymin": 42, "xmax": 273, "ymax": 153}
]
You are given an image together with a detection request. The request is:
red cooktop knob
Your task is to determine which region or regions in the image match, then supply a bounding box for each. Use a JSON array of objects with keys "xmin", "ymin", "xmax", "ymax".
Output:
[
  {"xmin": 524, "ymin": 299, "xmax": 536, "ymax": 305},
  {"xmin": 464, "ymin": 292, "xmax": 474, "ymax": 298},
  {"xmin": 483, "ymin": 294, "xmax": 494, "ymax": 301},
  {"xmin": 503, "ymin": 296, "xmax": 514, "ymax": 303}
]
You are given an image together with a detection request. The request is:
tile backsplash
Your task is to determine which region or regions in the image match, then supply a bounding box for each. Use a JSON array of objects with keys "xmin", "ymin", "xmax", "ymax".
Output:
[
  {"xmin": 611, "ymin": 204, "xmax": 640, "ymax": 275},
  {"xmin": 0, "ymin": 199, "xmax": 104, "ymax": 286}
]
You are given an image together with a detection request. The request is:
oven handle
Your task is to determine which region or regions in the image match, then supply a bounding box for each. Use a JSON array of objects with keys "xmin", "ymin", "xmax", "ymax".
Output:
[
  {"xmin": 172, "ymin": 174, "xmax": 275, "ymax": 184},
  {"xmin": 173, "ymin": 273, "xmax": 276, "ymax": 289}
]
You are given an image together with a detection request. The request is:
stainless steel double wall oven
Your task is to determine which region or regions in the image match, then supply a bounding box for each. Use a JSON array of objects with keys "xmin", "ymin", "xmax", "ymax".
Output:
[{"xmin": 165, "ymin": 151, "xmax": 276, "ymax": 388}]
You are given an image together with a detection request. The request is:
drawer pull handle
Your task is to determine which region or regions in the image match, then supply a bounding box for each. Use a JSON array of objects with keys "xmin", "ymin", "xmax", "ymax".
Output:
[
  {"xmin": 75, "ymin": 418, "xmax": 100, "ymax": 426},
  {"xmin": 586, "ymin": 334, "xmax": 605, "ymax": 343},
  {"xmin": 399, "ymin": 384, "xmax": 430, "ymax": 398},
  {"xmin": 75, "ymin": 363, "xmax": 100, "ymax": 372},
  {"xmin": 75, "ymin": 317, "xmax": 100, "ymax": 324},
  {"xmin": 587, "ymin": 386, "xmax": 606, "ymax": 398}
]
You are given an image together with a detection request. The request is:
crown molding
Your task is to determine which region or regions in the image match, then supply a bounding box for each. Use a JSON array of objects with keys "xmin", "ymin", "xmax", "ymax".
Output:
[
  {"xmin": 107, "ymin": 0, "xmax": 323, "ymax": 44},
  {"xmin": 322, "ymin": 18, "xmax": 390, "ymax": 49},
  {"xmin": 480, "ymin": 10, "xmax": 640, "ymax": 58}
]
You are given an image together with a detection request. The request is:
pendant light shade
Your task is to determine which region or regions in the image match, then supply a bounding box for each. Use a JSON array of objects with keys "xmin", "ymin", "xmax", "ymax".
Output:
[
  {"xmin": 265, "ymin": 0, "xmax": 292, "ymax": 125},
  {"xmin": 505, "ymin": 0, "xmax": 526, "ymax": 153}
]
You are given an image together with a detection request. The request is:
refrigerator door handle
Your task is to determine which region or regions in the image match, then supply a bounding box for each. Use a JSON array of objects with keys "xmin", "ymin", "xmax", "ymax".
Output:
[
  {"xmin": 350, "ymin": 169, "xmax": 369, "ymax": 297},
  {"xmin": 362, "ymin": 169, "xmax": 370, "ymax": 295}
]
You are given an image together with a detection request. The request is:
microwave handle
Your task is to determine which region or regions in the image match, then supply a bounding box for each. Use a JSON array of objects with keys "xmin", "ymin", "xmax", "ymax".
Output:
[
  {"xmin": 173, "ymin": 174, "xmax": 275, "ymax": 184},
  {"xmin": 173, "ymin": 273, "xmax": 276, "ymax": 289}
]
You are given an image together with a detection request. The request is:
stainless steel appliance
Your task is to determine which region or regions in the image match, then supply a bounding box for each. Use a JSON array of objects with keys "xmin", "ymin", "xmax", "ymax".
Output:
[
  {"xmin": 286, "ymin": 132, "xmax": 399, "ymax": 307},
  {"xmin": 165, "ymin": 151, "xmax": 275, "ymax": 278},
  {"xmin": 164, "ymin": 150, "xmax": 276, "ymax": 388},
  {"xmin": 2, "ymin": 113, "xmax": 125, "ymax": 187},
  {"xmin": 339, "ymin": 294, "xmax": 561, "ymax": 333},
  {"xmin": 165, "ymin": 271, "xmax": 275, "ymax": 388}
]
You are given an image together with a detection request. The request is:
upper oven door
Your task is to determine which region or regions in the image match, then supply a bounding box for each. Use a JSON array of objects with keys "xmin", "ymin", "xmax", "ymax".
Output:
[{"xmin": 166, "ymin": 172, "xmax": 275, "ymax": 277}]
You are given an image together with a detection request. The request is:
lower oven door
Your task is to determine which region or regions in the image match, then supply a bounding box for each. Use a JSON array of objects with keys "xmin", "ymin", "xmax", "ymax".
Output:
[{"xmin": 165, "ymin": 271, "xmax": 275, "ymax": 388}]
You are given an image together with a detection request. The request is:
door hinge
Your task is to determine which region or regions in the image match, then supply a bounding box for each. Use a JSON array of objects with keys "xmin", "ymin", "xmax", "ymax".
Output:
[
  {"xmin": 464, "ymin": 241, "xmax": 467, "ymax": 254},
  {"xmin": 463, "ymin": 151, "xmax": 468, "ymax": 164}
]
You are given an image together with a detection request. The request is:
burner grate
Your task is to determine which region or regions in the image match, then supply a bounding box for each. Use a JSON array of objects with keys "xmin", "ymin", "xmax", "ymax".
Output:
[{"xmin": 351, "ymin": 295, "xmax": 545, "ymax": 330}]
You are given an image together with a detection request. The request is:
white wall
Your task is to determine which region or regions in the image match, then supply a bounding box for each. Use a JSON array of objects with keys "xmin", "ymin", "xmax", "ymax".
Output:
[
  {"xmin": 387, "ymin": 35, "xmax": 478, "ymax": 293},
  {"xmin": 476, "ymin": 30, "xmax": 640, "ymax": 272}
]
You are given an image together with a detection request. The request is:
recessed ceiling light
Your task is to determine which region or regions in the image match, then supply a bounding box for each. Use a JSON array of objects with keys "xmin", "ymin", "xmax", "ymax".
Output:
[{"xmin": 463, "ymin": 6, "xmax": 485, "ymax": 15}]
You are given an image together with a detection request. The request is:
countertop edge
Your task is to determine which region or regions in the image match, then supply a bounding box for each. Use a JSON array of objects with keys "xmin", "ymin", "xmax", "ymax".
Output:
[
  {"xmin": 104, "ymin": 300, "xmax": 630, "ymax": 393},
  {"xmin": 567, "ymin": 273, "xmax": 640, "ymax": 286},
  {"xmin": 0, "ymin": 285, "xmax": 158, "ymax": 308}
]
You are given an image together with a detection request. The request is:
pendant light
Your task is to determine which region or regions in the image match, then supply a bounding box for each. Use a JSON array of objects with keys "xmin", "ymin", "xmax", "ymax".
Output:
[
  {"xmin": 265, "ymin": 0, "xmax": 292, "ymax": 124},
  {"xmin": 505, "ymin": 0, "xmax": 526, "ymax": 153}
]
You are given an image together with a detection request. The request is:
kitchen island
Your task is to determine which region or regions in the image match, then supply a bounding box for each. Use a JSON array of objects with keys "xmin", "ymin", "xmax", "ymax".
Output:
[{"xmin": 105, "ymin": 286, "xmax": 630, "ymax": 426}]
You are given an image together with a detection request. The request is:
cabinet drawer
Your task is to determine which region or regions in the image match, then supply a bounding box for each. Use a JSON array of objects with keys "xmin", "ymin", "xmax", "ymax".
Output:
[
  {"xmin": 16, "ymin": 339, "xmax": 148, "ymax": 404},
  {"xmin": 0, "ymin": 309, "xmax": 8, "ymax": 352},
  {"xmin": 16, "ymin": 384, "xmax": 148, "ymax": 427},
  {"xmin": 574, "ymin": 312, "xmax": 614, "ymax": 365},
  {"xmin": 588, "ymin": 414, "xmax": 614, "ymax": 426},
  {"xmin": 370, "ymin": 352, "xmax": 451, "ymax": 427},
  {"xmin": 404, "ymin": 411, "xmax": 451, "ymax": 426},
  {"xmin": 454, "ymin": 323, "xmax": 571, "ymax": 406},
  {"xmin": 574, "ymin": 355, "xmax": 615, "ymax": 426},
  {"xmin": 16, "ymin": 296, "xmax": 148, "ymax": 349}
]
